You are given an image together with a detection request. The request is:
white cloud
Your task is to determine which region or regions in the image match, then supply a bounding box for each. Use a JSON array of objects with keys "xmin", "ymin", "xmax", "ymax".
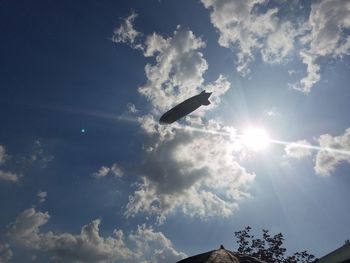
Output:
[
  {"xmin": 111, "ymin": 11, "xmax": 143, "ymax": 50},
  {"xmin": 0, "ymin": 145, "xmax": 7, "ymax": 165},
  {"xmin": 0, "ymin": 145, "xmax": 20, "ymax": 183},
  {"xmin": 201, "ymin": 75, "xmax": 231, "ymax": 111},
  {"xmin": 128, "ymin": 224, "xmax": 187, "ymax": 263},
  {"xmin": 127, "ymin": 102, "xmax": 139, "ymax": 113},
  {"xmin": 93, "ymin": 166, "xmax": 110, "ymax": 178},
  {"xmin": 202, "ymin": 0, "xmax": 350, "ymax": 92},
  {"xmin": 8, "ymin": 208, "xmax": 133, "ymax": 262},
  {"xmin": 139, "ymin": 29, "xmax": 209, "ymax": 112},
  {"xmin": 314, "ymin": 128, "xmax": 350, "ymax": 176},
  {"xmin": 126, "ymin": 118, "xmax": 255, "ymax": 223},
  {"xmin": 7, "ymin": 208, "xmax": 50, "ymax": 248},
  {"xmin": 201, "ymin": 0, "xmax": 298, "ymax": 75},
  {"xmin": 93, "ymin": 164, "xmax": 124, "ymax": 179},
  {"xmin": 110, "ymin": 164, "xmax": 124, "ymax": 177},
  {"xmin": 112, "ymin": 14, "xmax": 253, "ymax": 223},
  {"xmin": 0, "ymin": 170, "xmax": 20, "ymax": 183},
  {"xmin": 291, "ymin": 50, "xmax": 321, "ymax": 93},
  {"xmin": 282, "ymin": 129, "xmax": 350, "ymax": 176},
  {"xmin": 306, "ymin": 1, "xmax": 350, "ymax": 57},
  {"xmin": 113, "ymin": 11, "xmax": 231, "ymax": 114},
  {"xmin": 42, "ymin": 220, "xmax": 134, "ymax": 263},
  {"xmin": 37, "ymin": 191, "xmax": 47, "ymax": 203},
  {"xmin": 0, "ymin": 243, "xmax": 13, "ymax": 263},
  {"xmin": 29, "ymin": 140, "xmax": 54, "ymax": 168},
  {"xmin": 8, "ymin": 208, "xmax": 185, "ymax": 263},
  {"xmin": 0, "ymin": 141, "xmax": 53, "ymax": 176},
  {"xmin": 261, "ymin": 21, "xmax": 297, "ymax": 64},
  {"xmin": 284, "ymin": 139, "xmax": 312, "ymax": 159},
  {"xmin": 138, "ymin": 28, "xmax": 232, "ymax": 116},
  {"xmin": 292, "ymin": 0, "xmax": 350, "ymax": 92}
]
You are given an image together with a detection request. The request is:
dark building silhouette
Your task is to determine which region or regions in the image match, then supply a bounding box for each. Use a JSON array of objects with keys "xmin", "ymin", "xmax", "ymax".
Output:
[
  {"xmin": 159, "ymin": 91, "xmax": 212, "ymax": 124},
  {"xmin": 316, "ymin": 242, "xmax": 350, "ymax": 263},
  {"xmin": 177, "ymin": 245, "xmax": 265, "ymax": 263}
]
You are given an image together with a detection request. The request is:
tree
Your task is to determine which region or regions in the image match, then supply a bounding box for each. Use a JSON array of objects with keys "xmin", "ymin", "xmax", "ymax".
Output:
[{"xmin": 234, "ymin": 227, "xmax": 316, "ymax": 263}]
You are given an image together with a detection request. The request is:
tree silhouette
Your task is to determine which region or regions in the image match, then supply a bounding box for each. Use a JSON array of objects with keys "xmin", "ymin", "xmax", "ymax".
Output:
[{"xmin": 234, "ymin": 226, "xmax": 316, "ymax": 263}]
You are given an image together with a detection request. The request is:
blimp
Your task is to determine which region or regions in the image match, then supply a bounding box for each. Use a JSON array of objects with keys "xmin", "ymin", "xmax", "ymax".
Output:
[{"xmin": 159, "ymin": 90, "xmax": 212, "ymax": 124}]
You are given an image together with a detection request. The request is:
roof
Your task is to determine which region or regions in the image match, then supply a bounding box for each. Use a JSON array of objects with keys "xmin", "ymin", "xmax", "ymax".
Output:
[
  {"xmin": 177, "ymin": 246, "xmax": 265, "ymax": 263},
  {"xmin": 317, "ymin": 242, "xmax": 350, "ymax": 263}
]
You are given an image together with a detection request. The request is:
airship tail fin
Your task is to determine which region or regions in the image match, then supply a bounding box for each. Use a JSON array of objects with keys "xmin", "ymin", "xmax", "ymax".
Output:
[
  {"xmin": 202, "ymin": 99, "xmax": 211, "ymax": 105},
  {"xmin": 200, "ymin": 90, "xmax": 211, "ymax": 105}
]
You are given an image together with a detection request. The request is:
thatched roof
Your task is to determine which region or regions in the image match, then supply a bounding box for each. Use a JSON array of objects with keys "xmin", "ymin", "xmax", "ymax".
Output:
[{"xmin": 177, "ymin": 245, "xmax": 265, "ymax": 263}]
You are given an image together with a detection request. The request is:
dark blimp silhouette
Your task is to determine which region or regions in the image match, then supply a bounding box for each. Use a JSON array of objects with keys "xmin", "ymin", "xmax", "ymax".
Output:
[{"xmin": 159, "ymin": 90, "xmax": 212, "ymax": 124}]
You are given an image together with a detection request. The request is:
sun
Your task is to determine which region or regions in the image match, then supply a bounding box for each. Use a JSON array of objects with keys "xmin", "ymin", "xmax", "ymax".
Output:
[{"xmin": 242, "ymin": 127, "xmax": 270, "ymax": 151}]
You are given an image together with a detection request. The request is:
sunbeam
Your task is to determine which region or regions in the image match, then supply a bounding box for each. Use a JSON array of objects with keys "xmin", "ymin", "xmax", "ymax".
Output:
[
  {"xmin": 48, "ymin": 105, "xmax": 139, "ymax": 123},
  {"xmin": 270, "ymin": 139, "xmax": 350, "ymax": 156},
  {"xmin": 174, "ymin": 124, "xmax": 350, "ymax": 156}
]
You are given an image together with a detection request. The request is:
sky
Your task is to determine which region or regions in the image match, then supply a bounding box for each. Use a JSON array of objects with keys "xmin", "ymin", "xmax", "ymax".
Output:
[{"xmin": 1, "ymin": 0, "xmax": 350, "ymax": 262}]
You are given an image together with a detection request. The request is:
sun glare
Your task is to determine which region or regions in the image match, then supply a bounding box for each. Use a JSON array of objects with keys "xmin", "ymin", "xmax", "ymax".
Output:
[{"xmin": 242, "ymin": 127, "xmax": 270, "ymax": 151}]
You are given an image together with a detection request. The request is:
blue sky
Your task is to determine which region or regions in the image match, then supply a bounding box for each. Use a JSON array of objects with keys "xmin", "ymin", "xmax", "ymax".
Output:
[{"xmin": 1, "ymin": 0, "xmax": 350, "ymax": 262}]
